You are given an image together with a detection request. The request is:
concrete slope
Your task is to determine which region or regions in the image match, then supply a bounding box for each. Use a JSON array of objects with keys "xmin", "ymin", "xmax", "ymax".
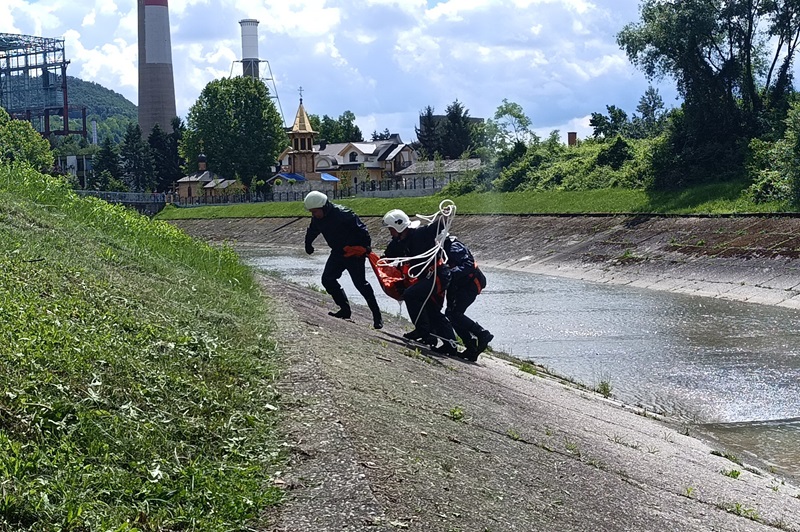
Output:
[
  {"xmin": 170, "ymin": 213, "xmax": 800, "ymax": 307},
  {"xmin": 260, "ymin": 275, "xmax": 800, "ymax": 532}
]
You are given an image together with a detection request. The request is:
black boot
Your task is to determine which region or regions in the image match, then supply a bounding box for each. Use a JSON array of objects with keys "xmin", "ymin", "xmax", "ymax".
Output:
[
  {"xmin": 328, "ymin": 287, "xmax": 351, "ymax": 319},
  {"xmin": 475, "ymin": 329, "xmax": 494, "ymax": 355},
  {"xmin": 367, "ymin": 297, "xmax": 383, "ymax": 330}
]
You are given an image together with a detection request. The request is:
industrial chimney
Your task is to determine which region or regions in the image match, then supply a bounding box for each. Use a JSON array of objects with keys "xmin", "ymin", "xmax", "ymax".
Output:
[
  {"xmin": 239, "ymin": 19, "xmax": 260, "ymax": 79},
  {"xmin": 138, "ymin": 0, "xmax": 177, "ymax": 137}
]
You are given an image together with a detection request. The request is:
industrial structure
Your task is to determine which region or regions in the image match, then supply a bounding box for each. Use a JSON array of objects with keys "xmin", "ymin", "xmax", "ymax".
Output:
[
  {"xmin": 237, "ymin": 18, "xmax": 285, "ymax": 126},
  {"xmin": 0, "ymin": 32, "xmax": 87, "ymax": 138},
  {"xmin": 138, "ymin": 0, "xmax": 177, "ymax": 137}
]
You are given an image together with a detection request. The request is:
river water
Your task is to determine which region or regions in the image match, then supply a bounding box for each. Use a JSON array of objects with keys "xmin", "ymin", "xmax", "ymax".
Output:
[{"xmin": 242, "ymin": 248, "xmax": 800, "ymax": 481}]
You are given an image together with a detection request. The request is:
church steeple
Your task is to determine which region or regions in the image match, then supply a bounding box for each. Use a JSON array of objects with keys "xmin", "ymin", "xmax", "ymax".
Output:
[{"xmin": 288, "ymin": 88, "xmax": 317, "ymax": 175}]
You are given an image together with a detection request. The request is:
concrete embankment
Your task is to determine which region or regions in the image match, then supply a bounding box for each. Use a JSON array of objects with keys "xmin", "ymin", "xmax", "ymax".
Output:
[
  {"xmin": 171, "ymin": 214, "xmax": 800, "ymax": 307},
  {"xmin": 171, "ymin": 215, "xmax": 800, "ymax": 531}
]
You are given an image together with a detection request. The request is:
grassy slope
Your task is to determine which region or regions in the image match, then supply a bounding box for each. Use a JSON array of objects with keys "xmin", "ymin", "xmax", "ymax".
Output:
[
  {"xmin": 0, "ymin": 165, "xmax": 282, "ymax": 530},
  {"xmin": 156, "ymin": 182, "xmax": 788, "ymax": 220}
]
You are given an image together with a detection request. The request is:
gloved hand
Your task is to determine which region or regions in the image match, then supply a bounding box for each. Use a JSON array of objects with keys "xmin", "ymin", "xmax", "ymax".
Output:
[
  {"xmin": 343, "ymin": 245, "xmax": 368, "ymax": 258},
  {"xmin": 305, "ymin": 243, "xmax": 314, "ymax": 255}
]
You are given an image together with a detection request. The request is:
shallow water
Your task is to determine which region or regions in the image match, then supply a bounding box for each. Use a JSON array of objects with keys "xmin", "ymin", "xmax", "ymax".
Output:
[{"xmin": 243, "ymin": 248, "xmax": 800, "ymax": 480}]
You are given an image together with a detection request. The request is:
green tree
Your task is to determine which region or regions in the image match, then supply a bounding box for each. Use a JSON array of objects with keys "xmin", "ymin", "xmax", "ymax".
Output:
[
  {"xmin": 590, "ymin": 105, "xmax": 630, "ymax": 139},
  {"xmin": 120, "ymin": 123, "xmax": 154, "ymax": 192},
  {"xmin": 631, "ymin": 86, "xmax": 667, "ymax": 138},
  {"xmin": 371, "ymin": 128, "xmax": 392, "ymax": 141},
  {"xmin": 616, "ymin": 0, "xmax": 800, "ymax": 185},
  {"xmin": 148, "ymin": 118, "xmax": 184, "ymax": 192},
  {"xmin": 181, "ymin": 76, "xmax": 287, "ymax": 188},
  {"xmin": 92, "ymin": 136, "xmax": 121, "ymax": 189},
  {"xmin": 0, "ymin": 108, "xmax": 54, "ymax": 171},
  {"xmin": 441, "ymin": 99, "xmax": 474, "ymax": 159},
  {"xmin": 492, "ymin": 99, "xmax": 534, "ymax": 149},
  {"xmin": 309, "ymin": 111, "xmax": 364, "ymax": 143},
  {"xmin": 415, "ymin": 105, "xmax": 442, "ymax": 159}
]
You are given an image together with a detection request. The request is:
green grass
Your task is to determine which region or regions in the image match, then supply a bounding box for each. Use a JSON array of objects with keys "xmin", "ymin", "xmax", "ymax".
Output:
[
  {"xmin": 156, "ymin": 181, "xmax": 791, "ymax": 221},
  {"xmin": 0, "ymin": 164, "xmax": 283, "ymax": 530}
]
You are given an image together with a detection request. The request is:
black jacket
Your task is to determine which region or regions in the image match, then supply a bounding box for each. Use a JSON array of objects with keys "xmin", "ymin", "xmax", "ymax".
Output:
[
  {"xmin": 444, "ymin": 237, "xmax": 476, "ymax": 285},
  {"xmin": 305, "ymin": 202, "xmax": 371, "ymax": 255}
]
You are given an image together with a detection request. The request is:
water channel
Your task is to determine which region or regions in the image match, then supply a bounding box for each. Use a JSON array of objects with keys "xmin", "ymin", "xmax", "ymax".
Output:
[{"xmin": 242, "ymin": 247, "xmax": 800, "ymax": 482}]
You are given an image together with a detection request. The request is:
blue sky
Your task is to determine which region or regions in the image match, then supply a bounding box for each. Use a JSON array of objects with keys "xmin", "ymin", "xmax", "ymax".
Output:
[{"xmin": 2, "ymin": 0, "xmax": 679, "ymax": 143}]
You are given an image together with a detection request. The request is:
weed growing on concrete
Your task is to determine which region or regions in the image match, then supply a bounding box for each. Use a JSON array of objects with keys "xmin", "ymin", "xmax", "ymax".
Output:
[
  {"xmin": 721, "ymin": 469, "xmax": 741, "ymax": 479},
  {"xmin": 449, "ymin": 406, "xmax": 465, "ymax": 421},
  {"xmin": 684, "ymin": 487, "xmax": 695, "ymax": 498},
  {"xmin": 595, "ymin": 378, "xmax": 613, "ymax": 398},
  {"xmin": 564, "ymin": 437, "xmax": 581, "ymax": 457},
  {"xmin": 711, "ymin": 450, "xmax": 742, "ymax": 465},
  {"xmin": 306, "ymin": 283, "xmax": 326, "ymax": 293},
  {"xmin": 507, "ymin": 429, "xmax": 521, "ymax": 441},
  {"xmin": 724, "ymin": 502, "xmax": 759, "ymax": 521},
  {"xmin": 519, "ymin": 362, "xmax": 538, "ymax": 375}
]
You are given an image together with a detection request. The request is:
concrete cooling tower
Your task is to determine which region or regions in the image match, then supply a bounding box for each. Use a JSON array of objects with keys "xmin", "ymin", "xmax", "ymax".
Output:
[{"xmin": 138, "ymin": 0, "xmax": 177, "ymax": 136}]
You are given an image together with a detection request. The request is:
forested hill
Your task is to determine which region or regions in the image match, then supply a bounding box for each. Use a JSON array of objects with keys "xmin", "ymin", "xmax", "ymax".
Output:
[
  {"xmin": 67, "ymin": 76, "xmax": 136, "ymax": 120},
  {"xmin": 65, "ymin": 76, "xmax": 137, "ymax": 143}
]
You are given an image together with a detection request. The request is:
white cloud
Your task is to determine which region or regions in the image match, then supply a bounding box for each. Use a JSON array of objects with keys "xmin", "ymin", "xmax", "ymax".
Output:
[{"xmin": 2, "ymin": 0, "xmax": 678, "ymax": 143}]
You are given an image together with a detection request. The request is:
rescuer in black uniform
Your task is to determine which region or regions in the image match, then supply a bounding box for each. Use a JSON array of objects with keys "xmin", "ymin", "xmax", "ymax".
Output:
[
  {"xmin": 304, "ymin": 191, "xmax": 383, "ymax": 329},
  {"xmin": 444, "ymin": 235, "xmax": 493, "ymax": 361},
  {"xmin": 382, "ymin": 209, "xmax": 458, "ymax": 355}
]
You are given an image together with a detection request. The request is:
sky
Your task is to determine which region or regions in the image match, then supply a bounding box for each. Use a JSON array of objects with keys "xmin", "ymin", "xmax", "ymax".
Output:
[{"xmin": 1, "ymin": 0, "xmax": 680, "ymax": 144}]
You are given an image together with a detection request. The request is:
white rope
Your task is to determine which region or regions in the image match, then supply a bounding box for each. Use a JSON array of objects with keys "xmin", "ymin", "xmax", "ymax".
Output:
[{"xmin": 377, "ymin": 199, "xmax": 457, "ymax": 329}]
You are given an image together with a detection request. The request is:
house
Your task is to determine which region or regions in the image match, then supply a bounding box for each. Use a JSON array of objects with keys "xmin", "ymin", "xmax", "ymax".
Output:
[
  {"xmin": 395, "ymin": 158, "xmax": 483, "ymax": 183},
  {"xmin": 275, "ymin": 98, "xmax": 416, "ymax": 185},
  {"xmin": 175, "ymin": 154, "xmax": 242, "ymax": 201}
]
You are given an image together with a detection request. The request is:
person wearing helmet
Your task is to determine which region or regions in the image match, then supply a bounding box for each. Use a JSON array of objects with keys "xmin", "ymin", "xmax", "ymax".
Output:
[
  {"xmin": 382, "ymin": 209, "xmax": 458, "ymax": 356},
  {"xmin": 443, "ymin": 235, "xmax": 493, "ymax": 361},
  {"xmin": 304, "ymin": 191, "xmax": 383, "ymax": 329}
]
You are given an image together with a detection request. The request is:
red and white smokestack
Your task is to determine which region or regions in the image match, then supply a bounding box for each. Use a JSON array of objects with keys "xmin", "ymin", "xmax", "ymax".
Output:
[
  {"xmin": 138, "ymin": 0, "xmax": 177, "ymax": 137},
  {"xmin": 239, "ymin": 19, "xmax": 260, "ymax": 79}
]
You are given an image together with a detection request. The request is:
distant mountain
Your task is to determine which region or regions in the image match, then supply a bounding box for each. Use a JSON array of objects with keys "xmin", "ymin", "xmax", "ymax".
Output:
[{"xmin": 67, "ymin": 76, "xmax": 137, "ymax": 121}]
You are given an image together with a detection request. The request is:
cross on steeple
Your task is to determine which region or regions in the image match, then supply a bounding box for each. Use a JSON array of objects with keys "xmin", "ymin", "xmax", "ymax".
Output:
[{"xmin": 298, "ymin": 86, "xmax": 304, "ymax": 104}]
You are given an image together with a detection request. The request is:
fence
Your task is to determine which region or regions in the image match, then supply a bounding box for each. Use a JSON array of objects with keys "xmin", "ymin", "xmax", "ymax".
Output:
[
  {"xmin": 168, "ymin": 175, "xmax": 455, "ymax": 207},
  {"xmin": 76, "ymin": 190, "xmax": 167, "ymax": 216}
]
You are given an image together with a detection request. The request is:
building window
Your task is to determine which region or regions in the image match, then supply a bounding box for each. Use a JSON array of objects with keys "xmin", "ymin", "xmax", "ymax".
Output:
[
  {"xmin": 301, "ymin": 138, "xmax": 307, "ymax": 150},
  {"xmin": 293, "ymin": 138, "xmax": 298, "ymax": 150},
  {"xmin": 349, "ymin": 152, "xmax": 358, "ymax": 163}
]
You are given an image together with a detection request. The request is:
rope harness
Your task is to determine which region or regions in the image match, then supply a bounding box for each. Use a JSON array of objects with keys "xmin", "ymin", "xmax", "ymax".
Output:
[{"xmin": 376, "ymin": 199, "xmax": 457, "ymax": 329}]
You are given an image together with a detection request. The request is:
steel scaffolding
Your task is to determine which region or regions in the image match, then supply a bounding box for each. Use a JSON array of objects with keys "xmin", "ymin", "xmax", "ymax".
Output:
[{"xmin": 0, "ymin": 32, "xmax": 86, "ymax": 137}]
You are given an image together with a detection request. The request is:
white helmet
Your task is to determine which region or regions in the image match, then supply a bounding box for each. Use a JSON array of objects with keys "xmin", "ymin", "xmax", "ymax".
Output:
[
  {"xmin": 303, "ymin": 190, "xmax": 328, "ymax": 210},
  {"xmin": 382, "ymin": 209, "xmax": 410, "ymax": 232}
]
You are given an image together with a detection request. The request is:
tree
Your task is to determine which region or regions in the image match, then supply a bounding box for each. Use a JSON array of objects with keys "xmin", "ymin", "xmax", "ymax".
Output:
[
  {"xmin": 120, "ymin": 123, "xmax": 154, "ymax": 192},
  {"xmin": 309, "ymin": 111, "xmax": 364, "ymax": 143},
  {"xmin": 0, "ymin": 108, "xmax": 54, "ymax": 171},
  {"xmin": 590, "ymin": 105, "xmax": 630, "ymax": 139},
  {"xmin": 148, "ymin": 118, "xmax": 184, "ymax": 192},
  {"xmin": 371, "ymin": 128, "xmax": 392, "ymax": 141},
  {"xmin": 181, "ymin": 76, "xmax": 287, "ymax": 188},
  {"xmin": 415, "ymin": 105, "xmax": 442, "ymax": 159},
  {"xmin": 91, "ymin": 136, "xmax": 121, "ymax": 189},
  {"xmin": 631, "ymin": 86, "xmax": 667, "ymax": 138},
  {"xmin": 441, "ymin": 100, "xmax": 474, "ymax": 159},
  {"xmin": 616, "ymin": 0, "xmax": 800, "ymax": 184},
  {"xmin": 492, "ymin": 99, "xmax": 534, "ymax": 148}
]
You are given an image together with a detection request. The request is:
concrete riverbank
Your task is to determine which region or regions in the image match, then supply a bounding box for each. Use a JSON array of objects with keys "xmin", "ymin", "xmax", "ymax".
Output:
[
  {"xmin": 172, "ymin": 214, "xmax": 800, "ymax": 308},
  {"xmin": 169, "ymin": 215, "xmax": 800, "ymax": 531}
]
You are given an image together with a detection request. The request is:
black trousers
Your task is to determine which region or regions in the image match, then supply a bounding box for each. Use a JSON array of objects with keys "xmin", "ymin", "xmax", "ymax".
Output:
[
  {"xmin": 446, "ymin": 273, "xmax": 486, "ymax": 346},
  {"xmin": 403, "ymin": 268, "xmax": 456, "ymax": 343},
  {"xmin": 321, "ymin": 253, "xmax": 380, "ymax": 313}
]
